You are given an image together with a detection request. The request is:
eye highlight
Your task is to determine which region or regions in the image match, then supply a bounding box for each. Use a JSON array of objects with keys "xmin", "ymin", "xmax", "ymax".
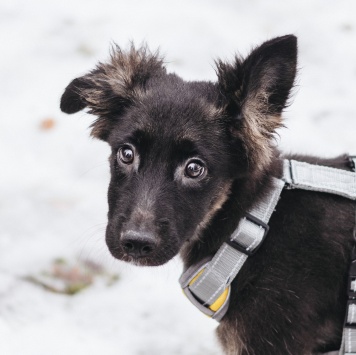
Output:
[
  {"xmin": 118, "ymin": 145, "xmax": 135, "ymax": 165},
  {"xmin": 185, "ymin": 160, "xmax": 205, "ymax": 178}
]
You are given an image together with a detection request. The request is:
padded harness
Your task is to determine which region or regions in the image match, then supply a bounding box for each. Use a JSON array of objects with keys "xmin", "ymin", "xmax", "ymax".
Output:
[{"xmin": 179, "ymin": 157, "xmax": 356, "ymax": 355}]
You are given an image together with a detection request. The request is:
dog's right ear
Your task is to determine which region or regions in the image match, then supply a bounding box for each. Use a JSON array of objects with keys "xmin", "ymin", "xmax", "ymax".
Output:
[
  {"xmin": 60, "ymin": 44, "xmax": 165, "ymax": 141},
  {"xmin": 216, "ymin": 35, "xmax": 297, "ymax": 173}
]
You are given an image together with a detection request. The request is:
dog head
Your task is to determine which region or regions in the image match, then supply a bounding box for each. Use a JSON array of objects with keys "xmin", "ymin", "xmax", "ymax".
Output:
[{"xmin": 60, "ymin": 36, "xmax": 297, "ymax": 266}]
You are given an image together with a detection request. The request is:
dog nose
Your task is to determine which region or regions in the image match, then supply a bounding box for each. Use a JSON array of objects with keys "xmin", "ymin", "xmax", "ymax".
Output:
[{"xmin": 121, "ymin": 231, "xmax": 157, "ymax": 257}]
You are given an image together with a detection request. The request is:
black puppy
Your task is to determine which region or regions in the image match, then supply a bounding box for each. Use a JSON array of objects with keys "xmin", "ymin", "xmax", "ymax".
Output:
[{"xmin": 60, "ymin": 35, "xmax": 355, "ymax": 354}]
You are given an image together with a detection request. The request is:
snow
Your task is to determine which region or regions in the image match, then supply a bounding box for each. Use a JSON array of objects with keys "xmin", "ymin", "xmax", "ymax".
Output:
[{"xmin": 1, "ymin": 0, "xmax": 356, "ymax": 354}]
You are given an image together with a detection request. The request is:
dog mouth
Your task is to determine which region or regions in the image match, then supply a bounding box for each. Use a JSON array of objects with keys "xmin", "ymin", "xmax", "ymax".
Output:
[
  {"xmin": 108, "ymin": 248, "xmax": 176, "ymax": 267},
  {"xmin": 119, "ymin": 253, "xmax": 165, "ymax": 267}
]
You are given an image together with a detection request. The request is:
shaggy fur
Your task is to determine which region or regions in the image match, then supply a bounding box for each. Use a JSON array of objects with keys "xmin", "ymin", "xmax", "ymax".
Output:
[{"xmin": 60, "ymin": 35, "xmax": 355, "ymax": 354}]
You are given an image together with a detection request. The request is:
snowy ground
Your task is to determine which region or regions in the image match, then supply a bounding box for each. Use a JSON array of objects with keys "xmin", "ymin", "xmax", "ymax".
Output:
[{"xmin": 1, "ymin": 1, "xmax": 356, "ymax": 354}]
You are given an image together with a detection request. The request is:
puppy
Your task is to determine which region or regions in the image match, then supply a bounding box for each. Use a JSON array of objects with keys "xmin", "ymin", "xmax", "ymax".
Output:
[{"xmin": 60, "ymin": 35, "xmax": 355, "ymax": 354}]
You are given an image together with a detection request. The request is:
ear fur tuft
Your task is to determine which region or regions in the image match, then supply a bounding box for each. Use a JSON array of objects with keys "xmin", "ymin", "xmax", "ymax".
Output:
[{"xmin": 60, "ymin": 43, "xmax": 165, "ymax": 140}]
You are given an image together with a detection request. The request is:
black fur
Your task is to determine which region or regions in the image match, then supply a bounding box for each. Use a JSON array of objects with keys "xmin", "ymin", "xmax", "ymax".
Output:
[{"xmin": 61, "ymin": 35, "xmax": 355, "ymax": 354}]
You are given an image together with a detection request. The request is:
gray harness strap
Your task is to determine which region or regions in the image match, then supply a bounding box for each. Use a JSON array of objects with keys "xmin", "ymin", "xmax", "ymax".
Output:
[
  {"xmin": 340, "ymin": 266, "xmax": 356, "ymax": 355},
  {"xmin": 283, "ymin": 160, "xmax": 356, "ymax": 200},
  {"xmin": 180, "ymin": 158, "xmax": 356, "ymax": 353},
  {"xmin": 339, "ymin": 157, "xmax": 356, "ymax": 355},
  {"xmin": 342, "ymin": 303, "xmax": 356, "ymax": 355}
]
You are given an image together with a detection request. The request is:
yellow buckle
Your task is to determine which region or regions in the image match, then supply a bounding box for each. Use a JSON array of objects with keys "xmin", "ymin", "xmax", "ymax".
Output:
[{"xmin": 182, "ymin": 267, "xmax": 230, "ymax": 320}]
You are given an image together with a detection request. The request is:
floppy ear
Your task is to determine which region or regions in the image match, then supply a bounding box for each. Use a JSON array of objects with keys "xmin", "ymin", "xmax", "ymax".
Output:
[
  {"xmin": 217, "ymin": 35, "xmax": 297, "ymax": 171},
  {"xmin": 60, "ymin": 44, "xmax": 165, "ymax": 141},
  {"xmin": 60, "ymin": 75, "xmax": 97, "ymax": 114}
]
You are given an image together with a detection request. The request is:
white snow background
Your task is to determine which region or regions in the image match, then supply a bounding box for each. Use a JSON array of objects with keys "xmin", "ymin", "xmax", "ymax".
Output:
[{"xmin": 1, "ymin": 0, "xmax": 356, "ymax": 354}]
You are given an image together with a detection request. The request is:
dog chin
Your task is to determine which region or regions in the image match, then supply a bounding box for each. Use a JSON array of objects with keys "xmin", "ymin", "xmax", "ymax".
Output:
[{"xmin": 111, "ymin": 252, "xmax": 171, "ymax": 267}]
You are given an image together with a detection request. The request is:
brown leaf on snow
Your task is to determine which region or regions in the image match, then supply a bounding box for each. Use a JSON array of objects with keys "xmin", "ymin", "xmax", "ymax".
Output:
[
  {"xmin": 24, "ymin": 258, "xmax": 119, "ymax": 295},
  {"xmin": 39, "ymin": 118, "xmax": 56, "ymax": 131}
]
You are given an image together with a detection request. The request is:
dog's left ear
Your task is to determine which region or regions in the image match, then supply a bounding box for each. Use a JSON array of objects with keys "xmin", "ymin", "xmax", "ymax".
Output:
[
  {"xmin": 60, "ymin": 44, "xmax": 165, "ymax": 141},
  {"xmin": 217, "ymin": 35, "xmax": 297, "ymax": 170}
]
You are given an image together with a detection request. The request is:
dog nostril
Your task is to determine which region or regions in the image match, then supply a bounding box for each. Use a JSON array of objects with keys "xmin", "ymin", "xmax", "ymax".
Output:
[
  {"xmin": 141, "ymin": 245, "xmax": 153, "ymax": 255},
  {"xmin": 124, "ymin": 241, "xmax": 134, "ymax": 251},
  {"xmin": 121, "ymin": 231, "xmax": 156, "ymax": 257}
]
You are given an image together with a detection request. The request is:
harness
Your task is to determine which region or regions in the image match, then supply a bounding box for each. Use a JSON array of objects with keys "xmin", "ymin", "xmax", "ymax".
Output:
[{"xmin": 179, "ymin": 157, "xmax": 356, "ymax": 354}]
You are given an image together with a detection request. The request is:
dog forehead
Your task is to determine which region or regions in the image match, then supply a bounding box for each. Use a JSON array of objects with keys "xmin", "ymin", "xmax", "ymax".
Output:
[
  {"xmin": 142, "ymin": 114, "xmax": 222, "ymax": 154},
  {"xmin": 108, "ymin": 79, "xmax": 226, "ymax": 148},
  {"xmin": 139, "ymin": 89, "xmax": 224, "ymax": 137}
]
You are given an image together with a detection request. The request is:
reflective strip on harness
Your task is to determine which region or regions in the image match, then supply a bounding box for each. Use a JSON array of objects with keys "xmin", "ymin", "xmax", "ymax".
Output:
[
  {"xmin": 283, "ymin": 160, "xmax": 356, "ymax": 200},
  {"xmin": 342, "ymin": 302, "xmax": 356, "ymax": 355}
]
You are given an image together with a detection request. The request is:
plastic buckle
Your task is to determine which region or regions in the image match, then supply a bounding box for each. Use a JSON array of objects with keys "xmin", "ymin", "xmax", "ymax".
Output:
[
  {"xmin": 284, "ymin": 159, "xmax": 294, "ymax": 189},
  {"xmin": 345, "ymin": 256, "xmax": 356, "ymax": 328},
  {"xmin": 181, "ymin": 286, "xmax": 215, "ymax": 318},
  {"xmin": 181, "ymin": 285, "xmax": 231, "ymax": 322},
  {"xmin": 348, "ymin": 155, "xmax": 356, "ymax": 172},
  {"xmin": 349, "ymin": 259, "xmax": 356, "ymax": 299},
  {"xmin": 344, "ymin": 300, "xmax": 356, "ymax": 329},
  {"xmin": 226, "ymin": 213, "xmax": 270, "ymax": 256}
]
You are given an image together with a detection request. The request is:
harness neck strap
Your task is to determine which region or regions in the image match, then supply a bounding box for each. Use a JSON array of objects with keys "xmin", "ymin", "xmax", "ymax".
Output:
[{"xmin": 179, "ymin": 177, "xmax": 285, "ymax": 320}]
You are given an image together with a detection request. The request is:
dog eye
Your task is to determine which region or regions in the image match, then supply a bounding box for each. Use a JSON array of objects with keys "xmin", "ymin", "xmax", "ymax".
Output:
[
  {"xmin": 118, "ymin": 145, "xmax": 135, "ymax": 164},
  {"xmin": 185, "ymin": 161, "xmax": 205, "ymax": 178}
]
